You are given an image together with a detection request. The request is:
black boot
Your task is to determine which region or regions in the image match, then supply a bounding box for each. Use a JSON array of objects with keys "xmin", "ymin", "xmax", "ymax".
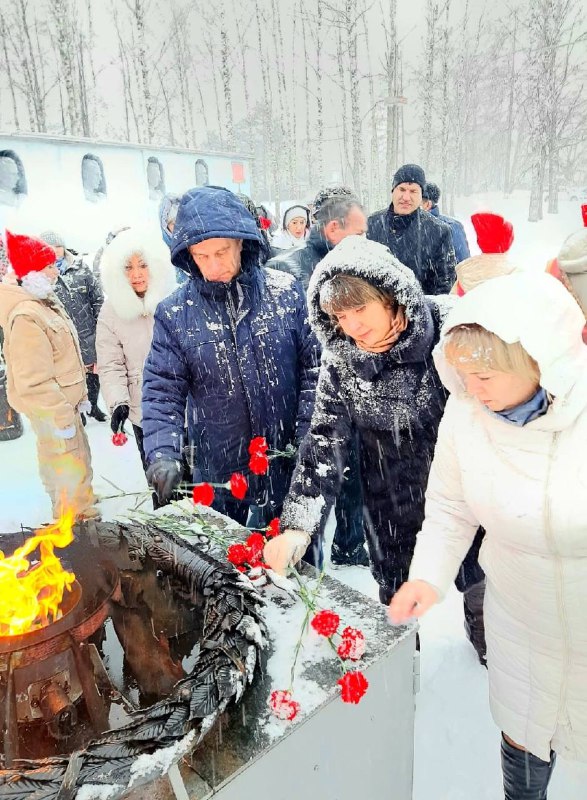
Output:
[
  {"xmin": 501, "ymin": 735, "xmax": 556, "ymax": 799},
  {"xmin": 463, "ymin": 579, "xmax": 487, "ymax": 666},
  {"xmin": 86, "ymin": 372, "xmax": 107, "ymax": 422}
]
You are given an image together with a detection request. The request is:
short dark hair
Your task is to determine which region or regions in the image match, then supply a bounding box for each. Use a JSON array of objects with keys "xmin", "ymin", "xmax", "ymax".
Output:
[{"xmin": 423, "ymin": 182, "xmax": 441, "ymax": 205}]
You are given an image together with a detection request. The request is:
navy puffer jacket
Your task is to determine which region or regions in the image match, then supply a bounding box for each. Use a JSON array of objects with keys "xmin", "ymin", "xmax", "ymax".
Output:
[{"xmin": 142, "ymin": 187, "xmax": 320, "ymax": 509}]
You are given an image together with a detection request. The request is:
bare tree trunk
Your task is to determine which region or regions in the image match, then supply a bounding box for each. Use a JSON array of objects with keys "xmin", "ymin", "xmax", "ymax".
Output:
[
  {"xmin": 0, "ymin": 13, "xmax": 20, "ymax": 128},
  {"xmin": 49, "ymin": 0, "xmax": 80, "ymax": 135},
  {"xmin": 362, "ymin": 12, "xmax": 379, "ymax": 209},
  {"xmin": 336, "ymin": 27, "xmax": 351, "ymax": 184},
  {"xmin": 133, "ymin": 0, "xmax": 154, "ymax": 143},
  {"xmin": 346, "ymin": 0, "xmax": 364, "ymax": 200},
  {"xmin": 420, "ymin": 0, "xmax": 440, "ymax": 167},
  {"xmin": 503, "ymin": 12, "xmax": 517, "ymax": 195},
  {"xmin": 220, "ymin": 4, "xmax": 235, "ymax": 150},
  {"xmin": 17, "ymin": 0, "xmax": 46, "ymax": 130},
  {"xmin": 382, "ymin": 1, "xmax": 398, "ymax": 196},
  {"xmin": 315, "ymin": 0, "xmax": 325, "ymax": 187},
  {"xmin": 301, "ymin": 6, "xmax": 314, "ymax": 190}
]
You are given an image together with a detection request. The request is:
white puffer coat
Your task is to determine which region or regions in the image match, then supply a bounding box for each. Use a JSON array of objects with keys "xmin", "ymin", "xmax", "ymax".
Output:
[
  {"xmin": 408, "ymin": 271, "xmax": 587, "ymax": 762},
  {"xmin": 96, "ymin": 228, "xmax": 176, "ymax": 427}
]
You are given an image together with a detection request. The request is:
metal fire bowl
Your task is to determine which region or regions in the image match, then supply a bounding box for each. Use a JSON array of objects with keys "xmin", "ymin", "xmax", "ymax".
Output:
[{"xmin": 0, "ymin": 559, "xmax": 121, "ymax": 665}]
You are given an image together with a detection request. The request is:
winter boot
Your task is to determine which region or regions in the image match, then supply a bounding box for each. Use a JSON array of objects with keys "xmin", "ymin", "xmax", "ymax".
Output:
[
  {"xmin": 463, "ymin": 579, "xmax": 487, "ymax": 666},
  {"xmin": 86, "ymin": 372, "xmax": 107, "ymax": 422},
  {"xmin": 331, "ymin": 541, "xmax": 370, "ymax": 568},
  {"xmin": 501, "ymin": 735, "xmax": 556, "ymax": 799}
]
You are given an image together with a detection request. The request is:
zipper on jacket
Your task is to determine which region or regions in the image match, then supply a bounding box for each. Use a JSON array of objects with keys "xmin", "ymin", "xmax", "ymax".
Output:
[{"xmin": 543, "ymin": 431, "xmax": 572, "ymax": 738}]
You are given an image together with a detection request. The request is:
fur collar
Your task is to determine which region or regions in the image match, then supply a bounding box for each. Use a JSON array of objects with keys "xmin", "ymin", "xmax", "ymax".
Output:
[{"xmin": 99, "ymin": 227, "xmax": 177, "ymax": 320}]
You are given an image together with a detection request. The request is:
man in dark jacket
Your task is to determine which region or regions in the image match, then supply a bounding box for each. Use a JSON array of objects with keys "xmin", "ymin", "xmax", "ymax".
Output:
[
  {"xmin": 268, "ymin": 186, "xmax": 367, "ymax": 291},
  {"xmin": 142, "ymin": 186, "xmax": 321, "ymax": 545},
  {"xmin": 367, "ymin": 164, "xmax": 456, "ymax": 294},
  {"xmin": 268, "ymin": 186, "xmax": 369, "ymax": 567},
  {"xmin": 422, "ymin": 182, "xmax": 471, "ymax": 264},
  {"xmin": 39, "ymin": 230, "xmax": 106, "ymax": 422}
]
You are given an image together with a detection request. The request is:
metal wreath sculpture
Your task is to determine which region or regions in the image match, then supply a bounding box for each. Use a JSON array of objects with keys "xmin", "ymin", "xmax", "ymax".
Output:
[{"xmin": 0, "ymin": 519, "xmax": 267, "ymax": 800}]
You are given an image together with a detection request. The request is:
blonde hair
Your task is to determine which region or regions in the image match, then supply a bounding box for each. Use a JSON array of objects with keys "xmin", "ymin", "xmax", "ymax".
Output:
[
  {"xmin": 445, "ymin": 323, "xmax": 540, "ymax": 382},
  {"xmin": 319, "ymin": 274, "xmax": 395, "ymax": 316}
]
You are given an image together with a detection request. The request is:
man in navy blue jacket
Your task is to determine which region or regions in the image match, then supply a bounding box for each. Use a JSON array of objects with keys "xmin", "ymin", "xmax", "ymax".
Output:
[
  {"xmin": 422, "ymin": 182, "xmax": 471, "ymax": 264},
  {"xmin": 142, "ymin": 186, "xmax": 320, "ymax": 538}
]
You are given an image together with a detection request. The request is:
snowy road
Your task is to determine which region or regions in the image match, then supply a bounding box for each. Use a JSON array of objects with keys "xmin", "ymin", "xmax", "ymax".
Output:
[{"xmin": 1, "ymin": 414, "xmax": 585, "ymax": 798}]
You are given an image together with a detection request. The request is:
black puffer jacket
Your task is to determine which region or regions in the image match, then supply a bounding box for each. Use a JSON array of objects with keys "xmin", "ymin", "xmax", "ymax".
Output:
[
  {"xmin": 53, "ymin": 252, "xmax": 103, "ymax": 365},
  {"xmin": 367, "ymin": 205, "xmax": 456, "ymax": 295},
  {"xmin": 267, "ymin": 227, "xmax": 332, "ymax": 291},
  {"xmin": 280, "ymin": 235, "xmax": 452, "ymax": 597}
]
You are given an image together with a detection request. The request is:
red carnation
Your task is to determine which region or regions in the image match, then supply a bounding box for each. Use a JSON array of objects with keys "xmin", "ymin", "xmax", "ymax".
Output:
[
  {"xmin": 249, "ymin": 436, "xmax": 269, "ymax": 456},
  {"xmin": 246, "ymin": 532, "xmax": 266, "ymax": 564},
  {"xmin": 229, "ymin": 472, "xmax": 248, "ymax": 500},
  {"xmin": 111, "ymin": 432, "xmax": 128, "ymax": 446},
  {"xmin": 267, "ymin": 517, "xmax": 280, "ymax": 538},
  {"xmin": 269, "ymin": 690, "xmax": 300, "ymax": 721},
  {"xmin": 337, "ymin": 671, "xmax": 369, "ymax": 704},
  {"xmin": 192, "ymin": 483, "xmax": 215, "ymax": 506},
  {"xmin": 227, "ymin": 543, "xmax": 250, "ymax": 566},
  {"xmin": 310, "ymin": 609, "xmax": 340, "ymax": 638},
  {"xmin": 259, "ymin": 216, "xmax": 272, "ymax": 231},
  {"xmin": 249, "ymin": 452, "xmax": 269, "ymax": 475},
  {"xmin": 337, "ymin": 627, "xmax": 366, "ymax": 661}
]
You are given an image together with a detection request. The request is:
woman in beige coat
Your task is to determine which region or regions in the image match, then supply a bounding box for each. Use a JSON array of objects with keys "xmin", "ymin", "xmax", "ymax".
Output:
[
  {"xmin": 96, "ymin": 227, "xmax": 176, "ymax": 473},
  {"xmin": 0, "ymin": 231, "xmax": 98, "ymax": 520},
  {"xmin": 390, "ymin": 272, "xmax": 587, "ymax": 798}
]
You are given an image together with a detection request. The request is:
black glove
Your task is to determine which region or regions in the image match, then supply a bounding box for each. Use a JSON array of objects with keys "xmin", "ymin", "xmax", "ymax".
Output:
[
  {"xmin": 110, "ymin": 404, "xmax": 130, "ymax": 434},
  {"xmin": 146, "ymin": 459, "xmax": 183, "ymax": 505}
]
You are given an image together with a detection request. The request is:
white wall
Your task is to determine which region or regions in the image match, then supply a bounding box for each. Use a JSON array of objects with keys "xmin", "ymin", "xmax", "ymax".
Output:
[{"xmin": 0, "ymin": 135, "xmax": 251, "ymax": 253}]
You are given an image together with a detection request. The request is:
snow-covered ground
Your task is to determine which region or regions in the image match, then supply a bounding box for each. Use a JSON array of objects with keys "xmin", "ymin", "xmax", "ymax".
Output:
[
  {"xmin": 1, "ymin": 193, "xmax": 585, "ymax": 795},
  {"xmin": 2, "ymin": 414, "xmax": 586, "ymax": 798}
]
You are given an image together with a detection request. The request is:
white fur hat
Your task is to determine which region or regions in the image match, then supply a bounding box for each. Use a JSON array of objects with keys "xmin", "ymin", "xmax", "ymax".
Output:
[{"xmin": 99, "ymin": 227, "xmax": 177, "ymax": 320}]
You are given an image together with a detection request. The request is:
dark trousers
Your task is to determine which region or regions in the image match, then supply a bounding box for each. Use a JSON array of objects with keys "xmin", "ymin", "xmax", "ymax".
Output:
[
  {"xmin": 501, "ymin": 735, "xmax": 556, "ymax": 800},
  {"xmin": 86, "ymin": 371, "xmax": 101, "ymax": 408},
  {"xmin": 332, "ymin": 433, "xmax": 365, "ymax": 556}
]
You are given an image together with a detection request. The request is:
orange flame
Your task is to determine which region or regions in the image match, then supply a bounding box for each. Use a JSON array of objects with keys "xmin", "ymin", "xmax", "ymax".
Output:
[{"xmin": 0, "ymin": 508, "xmax": 76, "ymax": 637}]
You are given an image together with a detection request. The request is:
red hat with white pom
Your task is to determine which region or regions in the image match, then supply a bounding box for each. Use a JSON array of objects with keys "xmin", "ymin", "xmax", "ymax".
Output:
[
  {"xmin": 5, "ymin": 230, "xmax": 56, "ymax": 279},
  {"xmin": 454, "ymin": 212, "xmax": 516, "ymax": 295}
]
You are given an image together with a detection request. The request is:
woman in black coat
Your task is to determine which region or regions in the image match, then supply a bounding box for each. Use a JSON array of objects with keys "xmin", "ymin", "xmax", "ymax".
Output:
[{"xmin": 265, "ymin": 236, "xmax": 485, "ymax": 618}]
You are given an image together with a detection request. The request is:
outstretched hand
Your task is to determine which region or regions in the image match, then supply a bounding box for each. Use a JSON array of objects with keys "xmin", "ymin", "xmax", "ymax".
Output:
[
  {"xmin": 263, "ymin": 529, "xmax": 311, "ymax": 576},
  {"xmin": 387, "ymin": 580, "xmax": 439, "ymax": 625}
]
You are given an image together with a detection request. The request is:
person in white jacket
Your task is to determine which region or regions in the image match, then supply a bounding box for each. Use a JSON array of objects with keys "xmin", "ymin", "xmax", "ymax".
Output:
[
  {"xmin": 96, "ymin": 227, "xmax": 176, "ymax": 474},
  {"xmin": 390, "ymin": 271, "xmax": 587, "ymax": 798}
]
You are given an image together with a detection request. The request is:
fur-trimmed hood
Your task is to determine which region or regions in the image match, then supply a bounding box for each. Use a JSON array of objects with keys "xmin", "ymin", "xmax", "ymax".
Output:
[
  {"xmin": 307, "ymin": 235, "xmax": 452, "ymax": 372},
  {"xmin": 99, "ymin": 227, "xmax": 176, "ymax": 321}
]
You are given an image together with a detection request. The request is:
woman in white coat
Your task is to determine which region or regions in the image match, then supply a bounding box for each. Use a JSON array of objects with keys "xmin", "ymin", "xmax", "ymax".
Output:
[
  {"xmin": 96, "ymin": 227, "xmax": 176, "ymax": 473},
  {"xmin": 390, "ymin": 271, "xmax": 587, "ymax": 799}
]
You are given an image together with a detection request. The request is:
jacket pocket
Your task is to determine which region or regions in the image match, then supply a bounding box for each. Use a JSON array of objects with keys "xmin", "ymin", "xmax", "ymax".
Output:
[{"xmin": 56, "ymin": 370, "xmax": 83, "ymax": 388}]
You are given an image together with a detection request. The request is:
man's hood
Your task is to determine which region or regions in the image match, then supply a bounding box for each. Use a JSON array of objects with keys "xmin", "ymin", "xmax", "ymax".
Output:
[
  {"xmin": 307, "ymin": 235, "xmax": 446, "ymax": 367},
  {"xmin": 170, "ymin": 186, "xmax": 265, "ymax": 278},
  {"xmin": 434, "ymin": 271, "xmax": 587, "ymax": 413}
]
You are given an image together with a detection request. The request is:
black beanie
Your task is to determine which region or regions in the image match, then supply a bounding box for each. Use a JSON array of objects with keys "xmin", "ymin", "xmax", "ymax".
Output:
[
  {"xmin": 392, "ymin": 164, "xmax": 426, "ymax": 191},
  {"xmin": 423, "ymin": 182, "xmax": 441, "ymax": 204}
]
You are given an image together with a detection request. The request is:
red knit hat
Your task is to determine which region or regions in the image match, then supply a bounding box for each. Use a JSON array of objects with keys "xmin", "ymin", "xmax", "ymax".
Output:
[{"xmin": 5, "ymin": 230, "xmax": 56, "ymax": 279}]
